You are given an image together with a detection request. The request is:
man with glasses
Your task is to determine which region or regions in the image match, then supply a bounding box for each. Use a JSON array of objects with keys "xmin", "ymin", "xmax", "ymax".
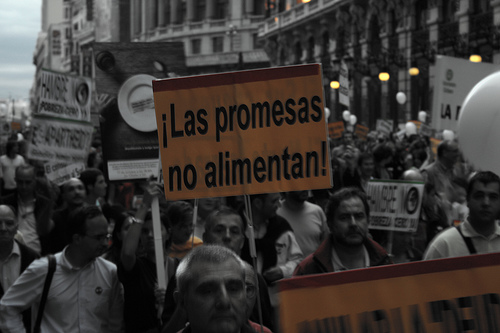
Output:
[{"xmin": 0, "ymin": 205, "xmax": 124, "ymax": 332}]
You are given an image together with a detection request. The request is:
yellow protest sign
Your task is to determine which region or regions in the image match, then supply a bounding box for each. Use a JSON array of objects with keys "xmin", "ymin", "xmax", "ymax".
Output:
[
  {"xmin": 280, "ymin": 253, "xmax": 500, "ymax": 333},
  {"xmin": 328, "ymin": 121, "xmax": 345, "ymax": 139},
  {"xmin": 153, "ymin": 64, "xmax": 332, "ymax": 200}
]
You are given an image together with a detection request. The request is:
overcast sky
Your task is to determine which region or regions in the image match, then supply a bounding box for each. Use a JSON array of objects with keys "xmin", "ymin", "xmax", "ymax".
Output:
[{"xmin": 0, "ymin": 1, "xmax": 41, "ymax": 100}]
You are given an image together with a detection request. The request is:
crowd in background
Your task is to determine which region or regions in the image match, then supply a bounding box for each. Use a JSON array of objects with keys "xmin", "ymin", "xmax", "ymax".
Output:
[{"xmin": 0, "ymin": 124, "xmax": 496, "ymax": 333}]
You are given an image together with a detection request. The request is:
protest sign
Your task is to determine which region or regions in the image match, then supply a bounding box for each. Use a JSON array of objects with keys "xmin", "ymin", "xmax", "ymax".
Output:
[
  {"xmin": 153, "ymin": 64, "xmax": 332, "ymax": 201},
  {"xmin": 376, "ymin": 119, "xmax": 393, "ymax": 137},
  {"xmin": 339, "ymin": 60, "xmax": 349, "ymax": 107},
  {"xmin": 354, "ymin": 124, "xmax": 369, "ymax": 141},
  {"xmin": 27, "ymin": 114, "xmax": 93, "ymax": 164},
  {"xmin": 37, "ymin": 69, "xmax": 92, "ymax": 122},
  {"xmin": 365, "ymin": 180, "xmax": 424, "ymax": 232},
  {"xmin": 328, "ymin": 121, "xmax": 344, "ymax": 139},
  {"xmin": 431, "ymin": 55, "xmax": 500, "ymax": 132},
  {"xmin": 280, "ymin": 252, "xmax": 500, "ymax": 333},
  {"xmin": 44, "ymin": 161, "xmax": 86, "ymax": 185}
]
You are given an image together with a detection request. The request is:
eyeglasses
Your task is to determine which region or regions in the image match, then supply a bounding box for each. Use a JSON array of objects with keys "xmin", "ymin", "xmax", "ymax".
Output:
[{"xmin": 85, "ymin": 234, "xmax": 112, "ymax": 242}]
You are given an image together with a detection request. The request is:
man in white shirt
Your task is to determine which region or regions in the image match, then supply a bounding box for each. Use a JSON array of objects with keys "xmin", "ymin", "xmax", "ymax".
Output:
[
  {"xmin": 0, "ymin": 205, "xmax": 124, "ymax": 332},
  {"xmin": 0, "ymin": 141, "xmax": 25, "ymax": 196},
  {"xmin": 0, "ymin": 205, "xmax": 39, "ymax": 331},
  {"xmin": 424, "ymin": 171, "xmax": 500, "ymax": 259}
]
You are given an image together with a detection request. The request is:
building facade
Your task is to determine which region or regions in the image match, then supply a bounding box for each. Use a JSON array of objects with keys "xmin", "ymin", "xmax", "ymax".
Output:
[{"xmin": 258, "ymin": 0, "xmax": 498, "ymax": 129}]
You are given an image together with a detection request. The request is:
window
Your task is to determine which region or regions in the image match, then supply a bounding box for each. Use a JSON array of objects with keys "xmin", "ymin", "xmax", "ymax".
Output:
[
  {"xmin": 192, "ymin": 39, "xmax": 201, "ymax": 54},
  {"xmin": 212, "ymin": 36, "xmax": 224, "ymax": 53},
  {"xmin": 195, "ymin": 0, "xmax": 206, "ymax": 21},
  {"xmin": 214, "ymin": 0, "xmax": 228, "ymax": 19}
]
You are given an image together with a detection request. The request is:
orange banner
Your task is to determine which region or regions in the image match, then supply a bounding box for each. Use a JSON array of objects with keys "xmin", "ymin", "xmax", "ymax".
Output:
[
  {"xmin": 153, "ymin": 65, "xmax": 332, "ymax": 200},
  {"xmin": 354, "ymin": 124, "xmax": 369, "ymax": 141},
  {"xmin": 279, "ymin": 253, "xmax": 500, "ymax": 333}
]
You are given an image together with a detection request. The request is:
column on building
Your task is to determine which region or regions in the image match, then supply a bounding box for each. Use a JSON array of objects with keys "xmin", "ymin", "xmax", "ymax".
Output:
[
  {"xmin": 206, "ymin": 0, "xmax": 216, "ymax": 19},
  {"xmin": 245, "ymin": 0, "xmax": 254, "ymax": 15},
  {"xmin": 171, "ymin": 0, "xmax": 180, "ymax": 24},
  {"xmin": 141, "ymin": 0, "xmax": 147, "ymax": 34},
  {"xmin": 132, "ymin": 0, "xmax": 142, "ymax": 36},
  {"xmin": 158, "ymin": 0, "xmax": 165, "ymax": 26},
  {"xmin": 187, "ymin": 0, "xmax": 195, "ymax": 22}
]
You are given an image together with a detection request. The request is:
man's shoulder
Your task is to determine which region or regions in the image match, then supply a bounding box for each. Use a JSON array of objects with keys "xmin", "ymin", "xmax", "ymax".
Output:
[{"xmin": 95, "ymin": 256, "xmax": 118, "ymax": 272}]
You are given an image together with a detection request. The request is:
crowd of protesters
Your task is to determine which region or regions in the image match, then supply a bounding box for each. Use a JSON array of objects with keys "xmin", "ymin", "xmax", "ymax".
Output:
[{"xmin": 0, "ymin": 124, "xmax": 498, "ymax": 333}]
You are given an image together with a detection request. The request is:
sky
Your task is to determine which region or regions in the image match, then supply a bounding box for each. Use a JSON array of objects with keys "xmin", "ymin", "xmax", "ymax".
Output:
[{"xmin": 0, "ymin": 1, "xmax": 41, "ymax": 100}]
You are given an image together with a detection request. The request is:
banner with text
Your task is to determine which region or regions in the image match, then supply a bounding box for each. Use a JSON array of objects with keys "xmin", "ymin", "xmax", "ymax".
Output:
[
  {"xmin": 366, "ymin": 180, "xmax": 424, "ymax": 232},
  {"xmin": 27, "ymin": 114, "xmax": 93, "ymax": 164},
  {"xmin": 44, "ymin": 161, "xmax": 86, "ymax": 186},
  {"xmin": 37, "ymin": 69, "xmax": 92, "ymax": 122},
  {"xmin": 431, "ymin": 55, "xmax": 500, "ymax": 132},
  {"xmin": 280, "ymin": 253, "xmax": 500, "ymax": 333},
  {"xmin": 153, "ymin": 64, "xmax": 332, "ymax": 200}
]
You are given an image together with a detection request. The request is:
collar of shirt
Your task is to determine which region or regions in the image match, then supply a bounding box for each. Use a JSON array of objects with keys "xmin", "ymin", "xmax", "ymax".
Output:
[
  {"xmin": 331, "ymin": 245, "xmax": 370, "ymax": 272},
  {"xmin": 462, "ymin": 220, "xmax": 500, "ymax": 240},
  {"xmin": 60, "ymin": 246, "xmax": 95, "ymax": 271},
  {"xmin": 2, "ymin": 241, "xmax": 21, "ymax": 263}
]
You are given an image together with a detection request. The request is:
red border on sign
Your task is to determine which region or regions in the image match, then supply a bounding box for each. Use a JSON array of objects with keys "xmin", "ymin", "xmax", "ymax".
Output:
[
  {"xmin": 152, "ymin": 64, "xmax": 321, "ymax": 92},
  {"xmin": 279, "ymin": 252, "xmax": 500, "ymax": 291}
]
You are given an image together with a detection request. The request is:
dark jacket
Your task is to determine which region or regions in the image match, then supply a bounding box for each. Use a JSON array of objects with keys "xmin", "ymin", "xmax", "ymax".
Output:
[
  {"xmin": 293, "ymin": 235, "xmax": 392, "ymax": 276},
  {"xmin": 0, "ymin": 240, "xmax": 40, "ymax": 333}
]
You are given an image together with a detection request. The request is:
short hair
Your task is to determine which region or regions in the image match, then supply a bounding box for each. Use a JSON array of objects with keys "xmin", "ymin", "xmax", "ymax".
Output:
[
  {"xmin": 176, "ymin": 244, "xmax": 245, "ymax": 294},
  {"xmin": 165, "ymin": 201, "xmax": 193, "ymax": 227},
  {"xmin": 5, "ymin": 141, "xmax": 17, "ymax": 155},
  {"xmin": 15, "ymin": 164, "xmax": 35, "ymax": 178},
  {"xmin": 66, "ymin": 205, "xmax": 104, "ymax": 243},
  {"xmin": 373, "ymin": 143, "xmax": 393, "ymax": 164},
  {"xmin": 326, "ymin": 187, "xmax": 370, "ymax": 223},
  {"xmin": 205, "ymin": 206, "xmax": 245, "ymax": 233},
  {"xmin": 357, "ymin": 152, "xmax": 374, "ymax": 168},
  {"xmin": 467, "ymin": 171, "xmax": 500, "ymax": 200},
  {"xmin": 79, "ymin": 168, "xmax": 104, "ymax": 193},
  {"xmin": 436, "ymin": 140, "xmax": 457, "ymax": 158}
]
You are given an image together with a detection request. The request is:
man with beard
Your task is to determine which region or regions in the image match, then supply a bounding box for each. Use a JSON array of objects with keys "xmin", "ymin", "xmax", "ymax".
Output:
[
  {"xmin": 293, "ymin": 187, "xmax": 392, "ymax": 276},
  {"xmin": 424, "ymin": 171, "xmax": 500, "ymax": 259},
  {"xmin": 0, "ymin": 205, "xmax": 124, "ymax": 332},
  {"xmin": 43, "ymin": 178, "xmax": 87, "ymax": 254},
  {"xmin": 277, "ymin": 191, "xmax": 329, "ymax": 258}
]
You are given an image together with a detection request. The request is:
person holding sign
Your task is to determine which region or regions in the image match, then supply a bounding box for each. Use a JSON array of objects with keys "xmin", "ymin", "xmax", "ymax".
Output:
[
  {"xmin": 423, "ymin": 171, "xmax": 500, "ymax": 260},
  {"xmin": 293, "ymin": 187, "xmax": 392, "ymax": 276},
  {"xmin": 120, "ymin": 182, "xmax": 178, "ymax": 333}
]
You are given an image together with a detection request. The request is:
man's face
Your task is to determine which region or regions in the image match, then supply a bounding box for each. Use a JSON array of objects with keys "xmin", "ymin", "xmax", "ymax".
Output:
[
  {"xmin": 80, "ymin": 214, "xmax": 109, "ymax": 259},
  {"xmin": 0, "ymin": 206, "xmax": 17, "ymax": 243},
  {"xmin": 181, "ymin": 259, "xmax": 247, "ymax": 333},
  {"xmin": 287, "ymin": 190, "xmax": 308, "ymax": 203},
  {"xmin": 343, "ymin": 133, "xmax": 354, "ymax": 146},
  {"xmin": 262, "ymin": 193, "xmax": 281, "ymax": 219},
  {"xmin": 15, "ymin": 168, "xmax": 36, "ymax": 198},
  {"xmin": 171, "ymin": 215, "xmax": 194, "ymax": 245},
  {"xmin": 204, "ymin": 214, "xmax": 245, "ymax": 254},
  {"xmin": 440, "ymin": 142, "xmax": 460, "ymax": 168},
  {"xmin": 330, "ymin": 197, "xmax": 368, "ymax": 247},
  {"xmin": 92, "ymin": 175, "xmax": 107, "ymax": 198},
  {"xmin": 467, "ymin": 181, "xmax": 500, "ymax": 226},
  {"xmin": 63, "ymin": 178, "xmax": 86, "ymax": 207},
  {"xmin": 359, "ymin": 158, "xmax": 374, "ymax": 178},
  {"xmin": 140, "ymin": 219, "xmax": 169, "ymax": 254}
]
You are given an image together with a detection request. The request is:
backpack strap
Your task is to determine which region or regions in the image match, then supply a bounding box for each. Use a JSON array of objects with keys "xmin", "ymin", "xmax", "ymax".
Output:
[
  {"xmin": 455, "ymin": 225, "xmax": 477, "ymax": 254},
  {"xmin": 33, "ymin": 255, "xmax": 56, "ymax": 333}
]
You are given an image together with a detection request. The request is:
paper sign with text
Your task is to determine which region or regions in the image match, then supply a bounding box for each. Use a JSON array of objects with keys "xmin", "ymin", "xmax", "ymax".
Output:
[
  {"xmin": 37, "ymin": 69, "xmax": 92, "ymax": 122},
  {"xmin": 44, "ymin": 161, "xmax": 86, "ymax": 186},
  {"xmin": 355, "ymin": 124, "xmax": 369, "ymax": 141},
  {"xmin": 366, "ymin": 180, "xmax": 424, "ymax": 232},
  {"xmin": 27, "ymin": 114, "xmax": 93, "ymax": 164},
  {"xmin": 153, "ymin": 64, "xmax": 332, "ymax": 200},
  {"xmin": 328, "ymin": 121, "xmax": 345, "ymax": 139},
  {"xmin": 280, "ymin": 253, "xmax": 500, "ymax": 333}
]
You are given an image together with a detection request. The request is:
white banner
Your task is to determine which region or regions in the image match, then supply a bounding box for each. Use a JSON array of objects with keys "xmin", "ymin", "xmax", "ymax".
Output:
[
  {"xmin": 44, "ymin": 161, "xmax": 86, "ymax": 186},
  {"xmin": 376, "ymin": 119, "xmax": 393, "ymax": 136},
  {"xmin": 366, "ymin": 180, "xmax": 424, "ymax": 232},
  {"xmin": 431, "ymin": 55, "xmax": 500, "ymax": 132},
  {"xmin": 27, "ymin": 115, "xmax": 93, "ymax": 164},
  {"xmin": 37, "ymin": 69, "xmax": 92, "ymax": 122}
]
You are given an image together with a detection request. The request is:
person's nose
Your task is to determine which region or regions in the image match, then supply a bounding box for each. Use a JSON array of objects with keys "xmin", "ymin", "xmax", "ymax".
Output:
[
  {"xmin": 215, "ymin": 286, "xmax": 231, "ymax": 309},
  {"xmin": 223, "ymin": 228, "xmax": 231, "ymax": 240},
  {"xmin": 0, "ymin": 222, "xmax": 7, "ymax": 231}
]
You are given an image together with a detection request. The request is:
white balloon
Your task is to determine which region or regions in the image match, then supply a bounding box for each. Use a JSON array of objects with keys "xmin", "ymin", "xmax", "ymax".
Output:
[
  {"xmin": 349, "ymin": 114, "xmax": 357, "ymax": 126},
  {"xmin": 442, "ymin": 129, "xmax": 455, "ymax": 141},
  {"xmin": 405, "ymin": 122, "xmax": 417, "ymax": 135},
  {"xmin": 458, "ymin": 71, "xmax": 500, "ymax": 175},
  {"xmin": 342, "ymin": 110, "xmax": 351, "ymax": 122},
  {"xmin": 396, "ymin": 92, "xmax": 407, "ymax": 105},
  {"xmin": 418, "ymin": 111, "xmax": 427, "ymax": 123},
  {"xmin": 324, "ymin": 107, "xmax": 331, "ymax": 120}
]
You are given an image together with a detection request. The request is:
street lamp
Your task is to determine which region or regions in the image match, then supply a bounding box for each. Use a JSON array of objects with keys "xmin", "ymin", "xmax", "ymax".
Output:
[
  {"xmin": 379, "ymin": 71, "xmax": 390, "ymax": 81},
  {"xmin": 227, "ymin": 24, "xmax": 237, "ymax": 52},
  {"xmin": 469, "ymin": 54, "xmax": 482, "ymax": 63},
  {"xmin": 330, "ymin": 80, "xmax": 340, "ymax": 89}
]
